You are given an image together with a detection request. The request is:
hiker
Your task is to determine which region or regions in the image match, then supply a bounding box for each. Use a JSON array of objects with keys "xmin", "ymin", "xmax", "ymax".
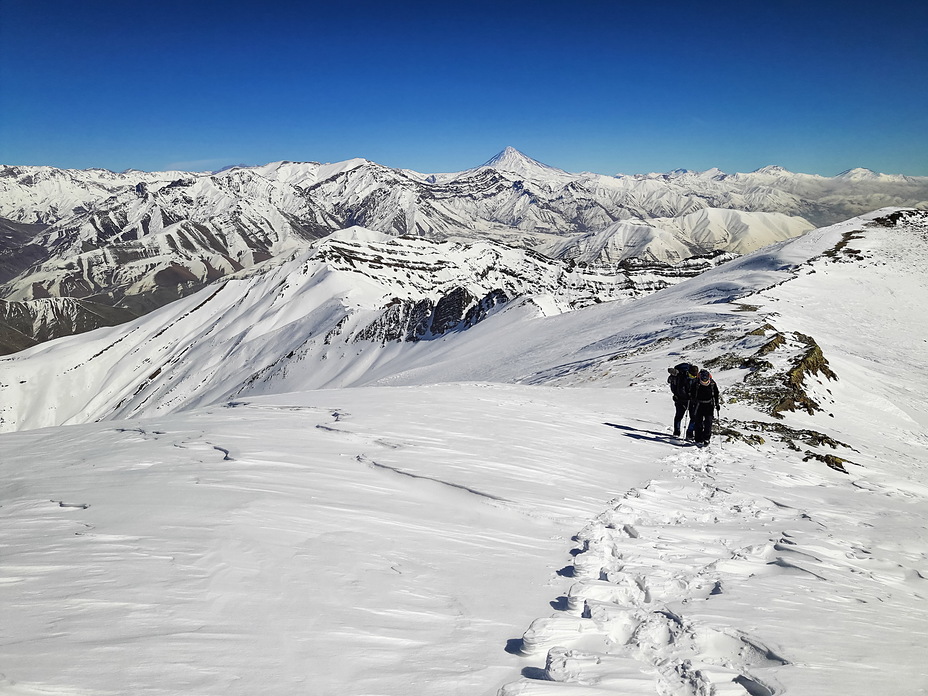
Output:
[
  {"xmin": 689, "ymin": 369, "xmax": 721, "ymax": 448},
  {"xmin": 667, "ymin": 362, "xmax": 699, "ymax": 439}
]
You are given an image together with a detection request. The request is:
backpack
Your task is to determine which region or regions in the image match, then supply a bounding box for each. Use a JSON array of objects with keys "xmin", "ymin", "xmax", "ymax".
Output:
[{"xmin": 667, "ymin": 362, "xmax": 692, "ymax": 400}]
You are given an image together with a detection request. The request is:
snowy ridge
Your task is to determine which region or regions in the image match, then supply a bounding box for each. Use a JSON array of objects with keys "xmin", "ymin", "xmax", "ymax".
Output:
[
  {"xmin": 1, "ymin": 209, "xmax": 927, "ymax": 694},
  {"xmin": 0, "ymin": 212, "xmax": 901, "ymax": 432},
  {"xmin": 538, "ymin": 209, "xmax": 812, "ymax": 264},
  {"xmin": 0, "ymin": 230, "xmax": 643, "ymax": 431},
  {"xmin": 496, "ymin": 208, "xmax": 928, "ymax": 695},
  {"xmin": 0, "ymin": 164, "xmax": 198, "ymax": 224}
]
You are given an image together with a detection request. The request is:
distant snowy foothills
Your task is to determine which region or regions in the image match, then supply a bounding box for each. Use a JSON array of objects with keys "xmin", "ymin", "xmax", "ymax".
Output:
[{"xmin": 1, "ymin": 147, "xmax": 928, "ymax": 695}]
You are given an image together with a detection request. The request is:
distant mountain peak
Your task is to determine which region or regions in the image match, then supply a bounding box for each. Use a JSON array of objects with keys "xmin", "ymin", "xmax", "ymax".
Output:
[
  {"xmin": 481, "ymin": 147, "xmax": 566, "ymax": 176},
  {"xmin": 212, "ymin": 163, "xmax": 254, "ymax": 174},
  {"xmin": 752, "ymin": 165, "xmax": 792, "ymax": 176},
  {"xmin": 836, "ymin": 167, "xmax": 880, "ymax": 179},
  {"xmin": 659, "ymin": 167, "xmax": 728, "ymax": 181}
]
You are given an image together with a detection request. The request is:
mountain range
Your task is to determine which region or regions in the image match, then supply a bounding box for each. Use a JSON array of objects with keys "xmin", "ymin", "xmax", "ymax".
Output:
[{"xmin": 1, "ymin": 148, "xmax": 926, "ymax": 353}]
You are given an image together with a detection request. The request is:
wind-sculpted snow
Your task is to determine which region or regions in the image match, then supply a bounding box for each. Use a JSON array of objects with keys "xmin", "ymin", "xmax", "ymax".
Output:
[
  {"xmin": 505, "ymin": 456, "xmax": 795, "ymax": 695},
  {"xmin": 1, "ymin": 210, "xmax": 928, "ymax": 695},
  {"xmin": 498, "ymin": 420, "xmax": 928, "ymax": 695}
]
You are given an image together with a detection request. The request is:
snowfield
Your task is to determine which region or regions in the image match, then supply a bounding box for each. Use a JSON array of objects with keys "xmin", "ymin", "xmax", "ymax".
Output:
[{"xmin": 2, "ymin": 209, "xmax": 927, "ymax": 695}]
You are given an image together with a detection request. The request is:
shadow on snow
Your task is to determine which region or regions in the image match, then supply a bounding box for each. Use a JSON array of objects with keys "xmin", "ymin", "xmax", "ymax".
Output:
[{"xmin": 603, "ymin": 422, "xmax": 689, "ymax": 446}]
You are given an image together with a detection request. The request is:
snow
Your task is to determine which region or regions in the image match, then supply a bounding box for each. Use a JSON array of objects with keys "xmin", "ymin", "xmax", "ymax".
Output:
[
  {"xmin": 538, "ymin": 209, "xmax": 813, "ymax": 265},
  {"xmin": 1, "ymin": 386, "xmax": 658, "ymax": 695},
  {"xmin": 4, "ymin": 151, "xmax": 927, "ymax": 322},
  {"xmin": 481, "ymin": 147, "xmax": 571, "ymax": 180},
  {"xmin": 2, "ymin": 209, "xmax": 928, "ymax": 695}
]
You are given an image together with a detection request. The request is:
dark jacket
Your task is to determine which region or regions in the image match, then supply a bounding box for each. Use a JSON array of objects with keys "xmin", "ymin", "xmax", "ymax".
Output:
[{"xmin": 689, "ymin": 379, "xmax": 720, "ymax": 410}]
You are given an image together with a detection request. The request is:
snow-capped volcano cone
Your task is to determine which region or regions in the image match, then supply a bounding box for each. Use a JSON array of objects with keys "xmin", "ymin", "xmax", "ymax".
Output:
[{"xmin": 481, "ymin": 146, "xmax": 567, "ymax": 177}]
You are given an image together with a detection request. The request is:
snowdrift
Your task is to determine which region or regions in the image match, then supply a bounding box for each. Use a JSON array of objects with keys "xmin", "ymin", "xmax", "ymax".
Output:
[{"xmin": 2, "ymin": 209, "xmax": 927, "ymax": 695}]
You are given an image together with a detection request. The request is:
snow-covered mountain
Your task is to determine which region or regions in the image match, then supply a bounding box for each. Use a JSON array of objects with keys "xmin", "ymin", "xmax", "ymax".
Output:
[
  {"xmin": 0, "ymin": 207, "xmax": 920, "ymax": 431},
  {"xmin": 0, "ymin": 226, "xmax": 730, "ymax": 432},
  {"xmin": 481, "ymin": 145, "xmax": 574, "ymax": 180},
  {"xmin": 0, "ymin": 297, "xmax": 136, "ymax": 354},
  {"xmin": 1, "ymin": 150, "xmax": 926, "ymax": 352},
  {"xmin": 2, "ymin": 208, "xmax": 927, "ymax": 695},
  {"xmin": 537, "ymin": 208, "xmax": 812, "ymax": 265}
]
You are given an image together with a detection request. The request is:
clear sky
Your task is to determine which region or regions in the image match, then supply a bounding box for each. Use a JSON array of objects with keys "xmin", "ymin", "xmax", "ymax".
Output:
[{"xmin": 1, "ymin": 0, "xmax": 926, "ymax": 176}]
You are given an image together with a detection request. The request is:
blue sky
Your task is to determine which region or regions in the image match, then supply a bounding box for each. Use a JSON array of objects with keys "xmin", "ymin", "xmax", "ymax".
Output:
[{"xmin": 1, "ymin": 0, "xmax": 926, "ymax": 175}]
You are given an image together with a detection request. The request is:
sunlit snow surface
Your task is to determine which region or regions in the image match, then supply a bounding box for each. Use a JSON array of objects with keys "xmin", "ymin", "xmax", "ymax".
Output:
[{"xmin": 2, "ymin": 210, "xmax": 928, "ymax": 695}]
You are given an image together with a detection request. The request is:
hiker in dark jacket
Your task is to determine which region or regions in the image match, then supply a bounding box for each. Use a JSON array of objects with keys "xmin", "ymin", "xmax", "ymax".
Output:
[
  {"xmin": 668, "ymin": 363, "xmax": 699, "ymax": 439},
  {"xmin": 689, "ymin": 369, "xmax": 721, "ymax": 447}
]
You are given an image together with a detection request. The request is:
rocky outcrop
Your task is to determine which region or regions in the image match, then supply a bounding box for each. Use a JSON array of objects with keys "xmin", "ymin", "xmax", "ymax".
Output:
[
  {"xmin": 355, "ymin": 288, "xmax": 509, "ymax": 344},
  {"xmin": 0, "ymin": 298, "xmax": 138, "ymax": 355}
]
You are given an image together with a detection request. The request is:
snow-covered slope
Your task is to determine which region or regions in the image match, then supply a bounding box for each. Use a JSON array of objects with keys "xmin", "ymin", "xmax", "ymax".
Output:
[
  {"xmin": 538, "ymin": 209, "xmax": 812, "ymax": 264},
  {"xmin": 481, "ymin": 146, "xmax": 575, "ymax": 182},
  {"xmin": 0, "ymin": 203, "xmax": 829, "ymax": 433},
  {"xmin": 0, "ymin": 229, "xmax": 633, "ymax": 431},
  {"xmin": 0, "ymin": 165, "xmax": 197, "ymax": 224},
  {"xmin": 2, "ymin": 209, "xmax": 927, "ymax": 695},
  {"xmin": 0, "ymin": 210, "xmax": 918, "ymax": 432},
  {"xmin": 644, "ymin": 165, "xmax": 928, "ymax": 225}
]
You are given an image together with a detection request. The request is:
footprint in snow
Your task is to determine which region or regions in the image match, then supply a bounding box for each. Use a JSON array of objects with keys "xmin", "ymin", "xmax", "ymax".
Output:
[{"xmin": 52, "ymin": 500, "xmax": 89, "ymax": 509}]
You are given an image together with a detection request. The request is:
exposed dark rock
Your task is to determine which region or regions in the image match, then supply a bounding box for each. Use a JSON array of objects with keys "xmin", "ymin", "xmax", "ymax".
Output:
[
  {"xmin": 355, "ymin": 287, "xmax": 510, "ymax": 345},
  {"xmin": 717, "ymin": 329, "xmax": 837, "ymax": 419},
  {"xmin": 871, "ymin": 209, "xmax": 928, "ymax": 227},
  {"xmin": 821, "ymin": 230, "xmax": 867, "ymax": 262},
  {"xmin": 0, "ymin": 298, "xmax": 138, "ymax": 355},
  {"xmin": 802, "ymin": 451, "xmax": 856, "ymax": 474},
  {"xmin": 717, "ymin": 418, "xmax": 857, "ymax": 473}
]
